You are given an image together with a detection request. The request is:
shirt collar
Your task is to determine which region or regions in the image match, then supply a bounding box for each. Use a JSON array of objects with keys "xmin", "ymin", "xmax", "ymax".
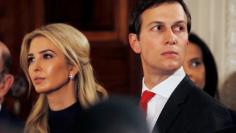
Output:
[{"xmin": 142, "ymin": 67, "xmax": 186, "ymax": 98}]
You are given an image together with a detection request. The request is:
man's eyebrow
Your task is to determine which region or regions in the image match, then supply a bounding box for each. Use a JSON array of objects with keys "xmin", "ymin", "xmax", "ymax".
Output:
[
  {"xmin": 147, "ymin": 21, "xmax": 164, "ymax": 27},
  {"xmin": 174, "ymin": 20, "xmax": 187, "ymax": 25},
  {"xmin": 147, "ymin": 20, "xmax": 186, "ymax": 27}
]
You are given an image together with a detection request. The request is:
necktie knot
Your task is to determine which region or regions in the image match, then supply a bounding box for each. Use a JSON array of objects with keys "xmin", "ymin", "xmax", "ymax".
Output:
[{"xmin": 139, "ymin": 90, "xmax": 155, "ymax": 113}]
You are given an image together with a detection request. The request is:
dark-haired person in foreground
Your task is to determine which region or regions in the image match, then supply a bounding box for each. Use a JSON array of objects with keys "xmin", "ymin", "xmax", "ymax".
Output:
[
  {"xmin": 128, "ymin": 0, "xmax": 234, "ymax": 132},
  {"xmin": 79, "ymin": 96, "xmax": 149, "ymax": 133}
]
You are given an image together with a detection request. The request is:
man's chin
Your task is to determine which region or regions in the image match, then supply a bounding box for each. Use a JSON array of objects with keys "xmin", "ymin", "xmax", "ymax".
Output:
[{"xmin": 162, "ymin": 65, "xmax": 180, "ymax": 74}]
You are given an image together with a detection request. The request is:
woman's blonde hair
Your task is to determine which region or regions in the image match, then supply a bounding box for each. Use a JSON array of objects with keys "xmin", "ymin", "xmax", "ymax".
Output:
[{"xmin": 20, "ymin": 23, "xmax": 107, "ymax": 133}]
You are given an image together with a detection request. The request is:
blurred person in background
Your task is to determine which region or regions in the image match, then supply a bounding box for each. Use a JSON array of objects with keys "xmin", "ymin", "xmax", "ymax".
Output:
[
  {"xmin": 220, "ymin": 72, "xmax": 236, "ymax": 112},
  {"xmin": 183, "ymin": 32, "xmax": 219, "ymax": 98}
]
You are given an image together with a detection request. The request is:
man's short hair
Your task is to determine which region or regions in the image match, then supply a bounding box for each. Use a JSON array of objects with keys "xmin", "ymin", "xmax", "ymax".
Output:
[
  {"xmin": 1, "ymin": 51, "xmax": 13, "ymax": 74},
  {"xmin": 129, "ymin": 0, "xmax": 191, "ymax": 36},
  {"xmin": 0, "ymin": 42, "xmax": 12, "ymax": 74}
]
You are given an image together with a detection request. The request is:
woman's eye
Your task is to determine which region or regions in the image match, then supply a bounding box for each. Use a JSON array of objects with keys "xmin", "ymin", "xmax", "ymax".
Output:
[
  {"xmin": 43, "ymin": 53, "xmax": 53, "ymax": 59},
  {"xmin": 191, "ymin": 61, "xmax": 202, "ymax": 67},
  {"xmin": 27, "ymin": 57, "xmax": 34, "ymax": 65}
]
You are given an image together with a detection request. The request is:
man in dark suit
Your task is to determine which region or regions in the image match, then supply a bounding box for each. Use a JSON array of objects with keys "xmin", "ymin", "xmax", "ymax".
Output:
[
  {"xmin": 0, "ymin": 41, "xmax": 23, "ymax": 133},
  {"xmin": 128, "ymin": 0, "xmax": 234, "ymax": 132}
]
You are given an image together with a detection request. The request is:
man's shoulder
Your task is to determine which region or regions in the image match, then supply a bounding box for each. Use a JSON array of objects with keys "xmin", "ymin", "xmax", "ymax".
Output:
[
  {"xmin": 170, "ymin": 76, "xmax": 211, "ymax": 104},
  {"xmin": 0, "ymin": 107, "xmax": 15, "ymax": 121},
  {"xmin": 0, "ymin": 107, "xmax": 24, "ymax": 132},
  {"xmin": 175, "ymin": 76, "xmax": 217, "ymax": 104},
  {"xmin": 159, "ymin": 76, "xmax": 233, "ymax": 132},
  {"xmin": 176, "ymin": 77, "xmax": 233, "ymax": 129},
  {"xmin": 176, "ymin": 76, "xmax": 228, "ymax": 112}
]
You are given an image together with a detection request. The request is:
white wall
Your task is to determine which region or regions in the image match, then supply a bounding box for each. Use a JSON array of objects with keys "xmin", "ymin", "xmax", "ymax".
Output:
[{"xmin": 185, "ymin": 0, "xmax": 229, "ymax": 88}]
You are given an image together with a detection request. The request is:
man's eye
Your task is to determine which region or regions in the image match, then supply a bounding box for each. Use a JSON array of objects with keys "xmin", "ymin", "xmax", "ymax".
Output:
[
  {"xmin": 173, "ymin": 25, "xmax": 186, "ymax": 32},
  {"xmin": 152, "ymin": 25, "xmax": 163, "ymax": 31},
  {"xmin": 178, "ymin": 26, "xmax": 185, "ymax": 31}
]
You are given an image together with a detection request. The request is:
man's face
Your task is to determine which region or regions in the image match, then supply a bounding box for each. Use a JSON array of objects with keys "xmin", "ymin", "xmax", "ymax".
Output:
[
  {"xmin": 129, "ymin": 2, "xmax": 188, "ymax": 75},
  {"xmin": 0, "ymin": 48, "xmax": 4, "ymax": 82},
  {"xmin": 0, "ymin": 44, "xmax": 11, "ymax": 100}
]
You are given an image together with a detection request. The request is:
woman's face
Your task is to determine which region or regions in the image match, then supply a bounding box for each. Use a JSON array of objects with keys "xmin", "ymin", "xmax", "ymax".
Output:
[
  {"xmin": 183, "ymin": 42, "xmax": 206, "ymax": 89},
  {"xmin": 27, "ymin": 36, "xmax": 73, "ymax": 94}
]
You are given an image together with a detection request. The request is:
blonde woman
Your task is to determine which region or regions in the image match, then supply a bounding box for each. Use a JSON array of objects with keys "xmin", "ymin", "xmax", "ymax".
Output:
[{"xmin": 20, "ymin": 23, "xmax": 107, "ymax": 133}]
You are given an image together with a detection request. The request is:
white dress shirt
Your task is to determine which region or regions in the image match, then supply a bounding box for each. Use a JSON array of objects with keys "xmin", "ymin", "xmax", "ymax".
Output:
[{"xmin": 141, "ymin": 67, "xmax": 186, "ymax": 131}]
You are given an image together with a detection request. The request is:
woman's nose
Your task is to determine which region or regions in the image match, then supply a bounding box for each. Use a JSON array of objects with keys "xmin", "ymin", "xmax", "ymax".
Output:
[{"xmin": 31, "ymin": 59, "xmax": 42, "ymax": 72}]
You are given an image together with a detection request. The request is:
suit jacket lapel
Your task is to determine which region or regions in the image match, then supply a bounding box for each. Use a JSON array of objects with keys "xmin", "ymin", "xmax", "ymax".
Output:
[{"xmin": 153, "ymin": 76, "xmax": 192, "ymax": 133}]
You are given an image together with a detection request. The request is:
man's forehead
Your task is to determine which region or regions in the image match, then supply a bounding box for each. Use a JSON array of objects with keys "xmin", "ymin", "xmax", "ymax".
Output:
[
  {"xmin": 0, "ymin": 52, "xmax": 3, "ymax": 71},
  {"xmin": 0, "ymin": 42, "xmax": 9, "ymax": 70},
  {"xmin": 0, "ymin": 42, "xmax": 4, "ymax": 59},
  {"xmin": 141, "ymin": 2, "xmax": 187, "ymax": 25},
  {"xmin": 0, "ymin": 50, "xmax": 3, "ymax": 68},
  {"xmin": 0, "ymin": 41, "xmax": 10, "ymax": 55}
]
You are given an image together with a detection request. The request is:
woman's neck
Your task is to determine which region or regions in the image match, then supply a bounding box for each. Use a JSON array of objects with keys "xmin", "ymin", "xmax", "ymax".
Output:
[{"xmin": 47, "ymin": 82, "xmax": 77, "ymax": 111}]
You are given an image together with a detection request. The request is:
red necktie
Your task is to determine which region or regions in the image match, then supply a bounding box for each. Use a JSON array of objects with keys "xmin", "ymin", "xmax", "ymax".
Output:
[{"xmin": 139, "ymin": 90, "xmax": 155, "ymax": 114}]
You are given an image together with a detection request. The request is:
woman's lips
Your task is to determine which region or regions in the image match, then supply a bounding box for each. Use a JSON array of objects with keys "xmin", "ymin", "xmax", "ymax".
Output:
[{"xmin": 33, "ymin": 77, "xmax": 45, "ymax": 85}]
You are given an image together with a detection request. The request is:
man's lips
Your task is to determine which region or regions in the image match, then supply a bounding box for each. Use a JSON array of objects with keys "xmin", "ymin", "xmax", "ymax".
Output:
[{"xmin": 161, "ymin": 51, "xmax": 178, "ymax": 55}]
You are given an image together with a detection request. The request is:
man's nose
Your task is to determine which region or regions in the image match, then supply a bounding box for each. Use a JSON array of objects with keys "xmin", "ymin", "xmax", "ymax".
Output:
[{"xmin": 164, "ymin": 29, "xmax": 177, "ymax": 45}]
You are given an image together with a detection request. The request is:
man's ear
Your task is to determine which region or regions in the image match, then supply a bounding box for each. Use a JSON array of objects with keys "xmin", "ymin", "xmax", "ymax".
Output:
[
  {"xmin": 128, "ymin": 33, "xmax": 141, "ymax": 54},
  {"xmin": 0, "ymin": 74, "xmax": 14, "ymax": 98}
]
